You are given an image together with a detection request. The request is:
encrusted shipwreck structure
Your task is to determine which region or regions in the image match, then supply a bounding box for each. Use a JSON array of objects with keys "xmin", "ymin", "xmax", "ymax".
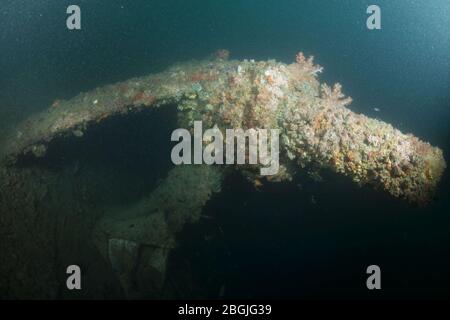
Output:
[
  {"xmin": 1, "ymin": 52, "xmax": 445, "ymax": 203},
  {"xmin": 0, "ymin": 52, "xmax": 446, "ymax": 298}
]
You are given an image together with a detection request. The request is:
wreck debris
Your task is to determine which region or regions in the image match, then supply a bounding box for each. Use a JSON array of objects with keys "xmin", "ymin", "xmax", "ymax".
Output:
[
  {"xmin": 0, "ymin": 53, "xmax": 446, "ymax": 204},
  {"xmin": 94, "ymin": 165, "xmax": 224, "ymax": 298}
]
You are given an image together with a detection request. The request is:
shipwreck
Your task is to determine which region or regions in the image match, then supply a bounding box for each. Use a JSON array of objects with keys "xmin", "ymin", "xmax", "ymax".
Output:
[{"xmin": 0, "ymin": 51, "xmax": 446, "ymax": 298}]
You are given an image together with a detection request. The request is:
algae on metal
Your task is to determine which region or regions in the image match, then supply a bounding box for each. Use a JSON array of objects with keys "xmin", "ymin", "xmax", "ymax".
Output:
[{"xmin": 1, "ymin": 52, "xmax": 445, "ymax": 204}]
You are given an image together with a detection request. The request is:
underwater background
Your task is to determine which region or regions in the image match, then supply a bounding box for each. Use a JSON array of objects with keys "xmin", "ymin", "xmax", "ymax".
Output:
[{"xmin": 0, "ymin": 0, "xmax": 449, "ymax": 299}]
